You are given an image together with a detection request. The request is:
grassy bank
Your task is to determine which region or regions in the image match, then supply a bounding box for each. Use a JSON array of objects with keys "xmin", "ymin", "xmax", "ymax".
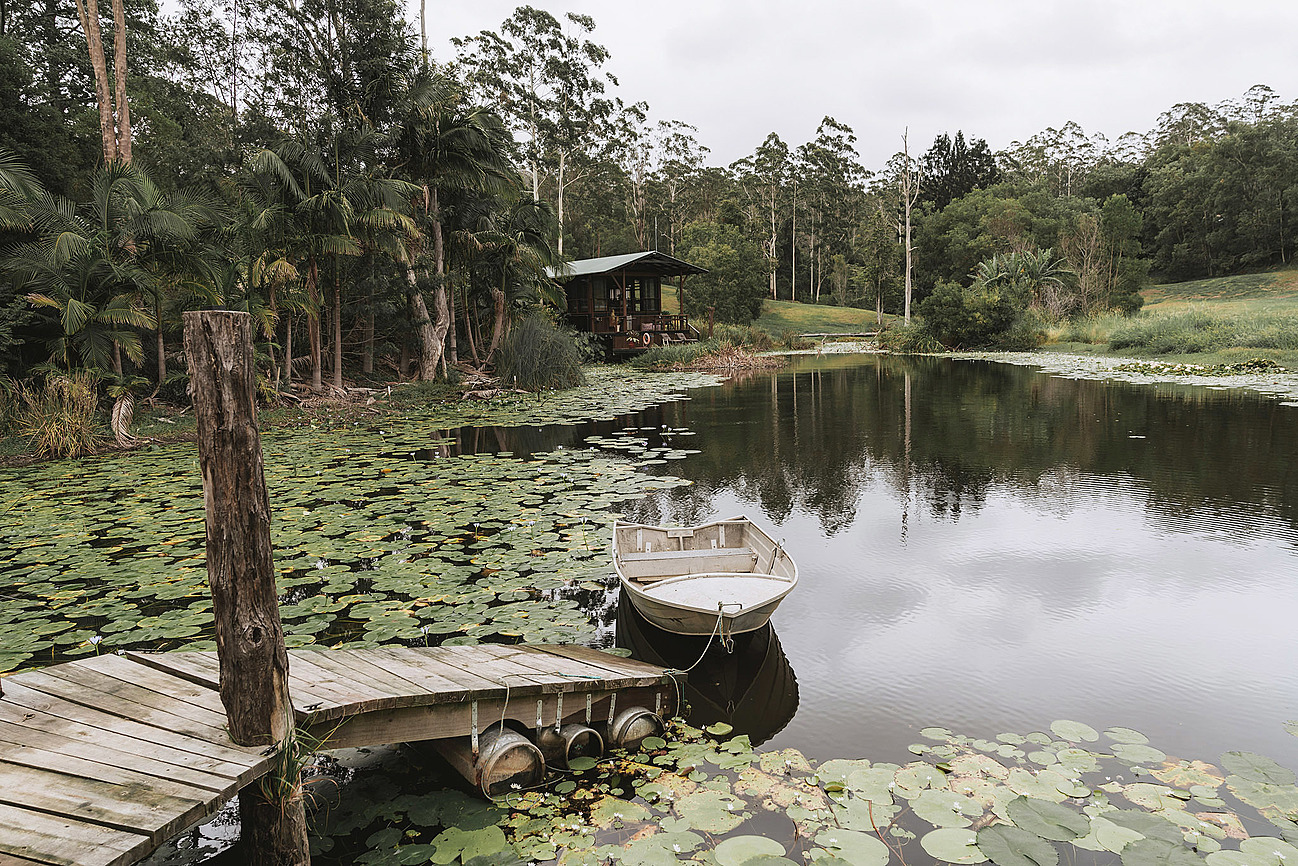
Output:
[{"xmin": 1042, "ymin": 266, "xmax": 1298, "ymax": 367}]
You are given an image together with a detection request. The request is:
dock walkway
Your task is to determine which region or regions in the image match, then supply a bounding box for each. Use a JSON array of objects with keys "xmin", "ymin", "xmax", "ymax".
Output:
[{"xmin": 0, "ymin": 644, "xmax": 674, "ymax": 866}]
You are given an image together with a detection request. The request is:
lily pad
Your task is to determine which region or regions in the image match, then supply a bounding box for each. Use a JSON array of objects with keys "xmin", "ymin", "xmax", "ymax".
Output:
[
  {"xmin": 812, "ymin": 829, "xmax": 889, "ymax": 866},
  {"xmin": 1050, "ymin": 721, "xmax": 1100, "ymax": 743},
  {"xmin": 977, "ymin": 825, "xmax": 1059, "ymax": 866},
  {"xmin": 714, "ymin": 836, "xmax": 786, "ymax": 866},
  {"xmin": 1220, "ymin": 753, "xmax": 1296, "ymax": 786},
  {"xmin": 922, "ymin": 828, "xmax": 989, "ymax": 864},
  {"xmin": 1007, "ymin": 796, "xmax": 1090, "ymax": 841}
]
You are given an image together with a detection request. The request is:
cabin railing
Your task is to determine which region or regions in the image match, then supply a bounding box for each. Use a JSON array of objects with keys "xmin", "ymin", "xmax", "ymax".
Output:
[{"xmin": 568, "ymin": 313, "xmax": 692, "ymax": 335}]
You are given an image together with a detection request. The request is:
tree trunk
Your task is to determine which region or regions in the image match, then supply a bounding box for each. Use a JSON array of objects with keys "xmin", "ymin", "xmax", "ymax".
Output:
[
  {"xmin": 307, "ymin": 259, "xmax": 321, "ymax": 391},
  {"xmin": 72, "ymin": 0, "xmax": 116, "ymax": 163},
  {"xmin": 446, "ymin": 283, "xmax": 459, "ymax": 365},
  {"xmin": 112, "ymin": 339, "xmax": 122, "ymax": 376},
  {"xmin": 463, "ymin": 296, "xmax": 479, "ymax": 365},
  {"xmin": 155, "ymin": 293, "xmax": 166, "ymax": 384},
  {"xmin": 486, "ymin": 285, "xmax": 506, "ymax": 361},
  {"xmin": 332, "ymin": 272, "xmax": 342, "ymax": 390},
  {"xmin": 408, "ymin": 268, "xmax": 442, "ymax": 380},
  {"xmin": 282, "ymin": 312, "xmax": 293, "ymax": 384},
  {"xmin": 109, "ymin": 0, "xmax": 130, "ymax": 163},
  {"xmin": 181, "ymin": 310, "xmax": 309, "ymax": 866}
]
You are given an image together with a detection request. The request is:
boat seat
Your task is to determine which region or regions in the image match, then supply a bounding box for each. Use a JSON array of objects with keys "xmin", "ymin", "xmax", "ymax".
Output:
[{"xmin": 619, "ymin": 547, "xmax": 758, "ymax": 582}]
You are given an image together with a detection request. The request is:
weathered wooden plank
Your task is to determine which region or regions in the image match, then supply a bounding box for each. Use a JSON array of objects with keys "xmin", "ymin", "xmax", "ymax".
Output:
[
  {"xmin": 0, "ymin": 852, "xmax": 50, "ymax": 866},
  {"xmin": 473, "ymin": 645, "xmax": 648, "ymax": 692},
  {"xmin": 124, "ymin": 650, "xmax": 221, "ymax": 691},
  {"xmin": 0, "ymin": 682, "xmax": 268, "ymax": 770},
  {"xmin": 32, "ymin": 663, "xmax": 231, "ymax": 729},
  {"xmin": 0, "ymin": 708, "xmax": 253, "ymax": 785},
  {"xmin": 290, "ymin": 650, "xmax": 425, "ymax": 708},
  {"xmin": 527, "ymin": 644, "xmax": 670, "ymax": 684},
  {"xmin": 0, "ymin": 759, "xmax": 209, "ymax": 839},
  {"xmin": 0, "ymin": 738, "xmax": 232, "ymax": 807},
  {"xmin": 319, "ymin": 649, "xmax": 444, "ymax": 698},
  {"xmin": 11, "ymin": 671, "xmax": 238, "ymax": 745},
  {"xmin": 354, "ymin": 648, "xmax": 509, "ymax": 701},
  {"xmin": 278, "ymin": 653, "xmax": 400, "ymax": 712},
  {"xmin": 0, "ymin": 802, "xmax": 151, "ymax": 866},
  {"xmin": 80, "ymin": 654, "xmax": 229, "ymax": 715},
  {"xmin": 416, "ymin": 646, "xmax": 553, "ymax": 689}
]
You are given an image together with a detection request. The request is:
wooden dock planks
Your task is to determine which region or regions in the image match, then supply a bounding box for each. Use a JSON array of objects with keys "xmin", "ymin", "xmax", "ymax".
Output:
[{"xmin": 0, "ymin": 644, "xmax": 674, "ymax": 866}]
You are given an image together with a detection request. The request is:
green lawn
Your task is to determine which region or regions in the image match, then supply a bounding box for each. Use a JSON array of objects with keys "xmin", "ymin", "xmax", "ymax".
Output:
[
  {"xmin": 1142, "ymin": 266, "xmax": 1298, "ymax": 314},
  {"xmin": 663, "ymin": 285, "xmax": 888, "ymax": 335}
]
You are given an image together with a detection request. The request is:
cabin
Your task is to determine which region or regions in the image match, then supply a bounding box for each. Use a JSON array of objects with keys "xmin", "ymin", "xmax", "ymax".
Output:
[{"xmin": 551, "ymin": 251, "xmax": 708, "ymax": 355}]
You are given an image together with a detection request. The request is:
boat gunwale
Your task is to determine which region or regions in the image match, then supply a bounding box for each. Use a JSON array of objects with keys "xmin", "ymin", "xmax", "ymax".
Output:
[{"xmin": 612, "ymin": 515, "xmax": 799, "ymax": 620}]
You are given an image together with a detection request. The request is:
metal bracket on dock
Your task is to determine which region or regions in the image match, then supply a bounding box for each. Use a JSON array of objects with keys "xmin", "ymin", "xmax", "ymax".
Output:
[
  {"xmin": 471, "ymin": 700, "xmax": 479, "ymax": 757},
  {"xmin": 656, "ymin": 691, "xmax": 662, "ymax": 716},
  {"xmin": 607, "ymin": 692, "xmax": 617, "ymax": 726},
  {"xmin": 555, "ymin": 693, "xmax": 563, "ymax": 730},
  {"xmin": 585, "ymin": 693, "xmax": 592, "ymax": 724},
  {"xmin": 536, "ymin": 699, "xmax": 544, "ymax": 734}
]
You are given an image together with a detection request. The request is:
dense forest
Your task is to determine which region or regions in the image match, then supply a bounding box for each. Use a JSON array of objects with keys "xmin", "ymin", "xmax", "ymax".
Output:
[{"xmin": 1, "ymin": 0, "xmax": 1296, "ymax": 392}]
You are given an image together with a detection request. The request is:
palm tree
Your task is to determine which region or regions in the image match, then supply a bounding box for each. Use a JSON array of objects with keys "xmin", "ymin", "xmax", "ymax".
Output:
[
  {"xmin": 251, "ymin": 127, "xmax": 417, "ymax": 391},
  {"xmin": 391, "ymin": 66, "xmax": 515, "ymax": 378},
  {"xmin": 470, "ymin": 197, "xmax": 560, "ymax": 362},
  {"xmin": 4, "ymin": 164, "xmax": 167, "ymax": 373}
]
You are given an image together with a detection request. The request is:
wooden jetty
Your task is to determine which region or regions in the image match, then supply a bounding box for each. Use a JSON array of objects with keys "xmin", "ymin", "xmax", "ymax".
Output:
[{"xmin": 0, "ymin": 644, "xmax": 676, "ymax": 866}]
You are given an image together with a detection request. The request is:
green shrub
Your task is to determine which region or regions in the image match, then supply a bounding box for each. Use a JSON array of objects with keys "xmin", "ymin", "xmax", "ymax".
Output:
[
  {"xmin": 914, "ymin": 279, "xmax": 1041, "ymax": 350},
  {"xmin": 18, "ymin": 371, "xmax": 103, "ymax": 458},
  {"xmin": 0, "ymin": 377, "xmax": 15, "ymax": 435},
  {"xmin": 779, "ymin": 330, "xmax": 814, "ymax": 350},
  {"xmin": 495, "ymin": 315, "xmax": 586, "ymax": 390},
  {"xmin": 878, "ymin": 322, "xmax": 945, "ymax": 354}
]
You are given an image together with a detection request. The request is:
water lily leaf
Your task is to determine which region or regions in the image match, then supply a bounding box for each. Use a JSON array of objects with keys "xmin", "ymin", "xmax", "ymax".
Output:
[
  {"xmin": 1116, "ymin": 744, "xmax": 1169, "ymax": 765},
  {"xmin": 1154, "ymin": 763, "xmax": 1224, "ymax": 790},
  {"xmin": 921, "ymin": 828, "xmax": 989, "ymax": 864},
  {"xmin": 429, "ymin": 825, "xmax": 507, "ymax": 865},
  {"xmin": 1120, "ymin": 838, "xmax": 1205, "ymax": 866},
  {"xmin": 1106, "ymin": 728, "xmax": 1151, "ymax": 745},
  {"xmin": 1220, "ymin": 753, "xmax": 1296, "ymax": 786},
  {"xmin": 588, "ymin": 795, "xmax": 650, "ymax": 828},
  {"xmin": 977, "ymin": 825, "xmax": 1059, "ymax": 866},
  {"xmin": 1007, "ymin": 796, "xmax": 1090, "ymax": 841},
  {"xmin": 1206, "ymin": 852, "xmax": 1270, "ymax": 866},
  {"xmin": 714, "ymin": 835, "xmax": 785, "ymax": 866},
  {"xmin": 1104, "ymin": 811, "xmax": 1185, "ymax": 844},
  {"xmin": 1072, "ymin": 816, "xmax": 1146, "ymax": 853},
  {"xmin": 674, "ymin": 790, "xmax": 746, "ymax": 834},
  {"xmin": 706, "ymin": 722, "xmax": 734, "ymax": 736},
  {"xmin": 1238, "ymin": 837, "xmax": 1298, "ymax": 865},
  {"xmin": 1050, "ymin": 721, "xmax": 1099, "ymax": 743},
  {"xmin": 811, "ymin": 829, "xmax": 889, "ymax": 866},
  {"xmin": 912, "ymin": 789, "xmax": 980, "ymax": 828}
]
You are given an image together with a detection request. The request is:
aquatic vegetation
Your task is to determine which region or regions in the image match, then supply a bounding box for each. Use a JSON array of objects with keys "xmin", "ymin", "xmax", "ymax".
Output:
[
  {"xmin": 0, "ymin": 368, "xmax": 720, "ymax": 672},
  {"xmin": 300, "ymin": 719, "xmax": 1298, "ymax": 866}
]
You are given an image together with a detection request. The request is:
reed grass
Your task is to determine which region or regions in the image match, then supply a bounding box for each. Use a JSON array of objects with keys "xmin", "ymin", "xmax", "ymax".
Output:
[
  {"xmin": 495, "ymin": 315, "xmax": 586, "ymax": 390},
  {"xmin": 17, "ymin": 372, "xmax": 103, "ymax": 458}
]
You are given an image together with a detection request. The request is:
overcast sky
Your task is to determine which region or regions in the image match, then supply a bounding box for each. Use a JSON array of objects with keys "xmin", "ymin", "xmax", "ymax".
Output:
[{"xmin": 417, "ymin": 0, "xmax": 1298, "ymax": 171}]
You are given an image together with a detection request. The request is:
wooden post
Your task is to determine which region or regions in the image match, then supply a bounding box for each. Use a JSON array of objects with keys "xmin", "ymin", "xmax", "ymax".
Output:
[{"xmin": 182, "ymin": 310, "xmax": 309, "ymax": 866}]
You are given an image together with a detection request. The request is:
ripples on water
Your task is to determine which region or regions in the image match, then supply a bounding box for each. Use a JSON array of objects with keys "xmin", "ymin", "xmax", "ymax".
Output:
[{"xmin": 604, "ymin": 355, "xmax": 1298, "ymax": 770}]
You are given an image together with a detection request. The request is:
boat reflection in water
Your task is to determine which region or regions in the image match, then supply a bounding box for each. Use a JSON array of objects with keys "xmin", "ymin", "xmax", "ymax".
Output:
[{"xmin": 615, "ymin": 596, "xmax": 799, "ymax": 746}]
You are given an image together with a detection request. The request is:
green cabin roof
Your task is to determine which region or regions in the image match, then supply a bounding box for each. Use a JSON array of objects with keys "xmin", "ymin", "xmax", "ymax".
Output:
[{"xmin": 549, "ymin": 251, "xmax": 707, "ymax": 281}]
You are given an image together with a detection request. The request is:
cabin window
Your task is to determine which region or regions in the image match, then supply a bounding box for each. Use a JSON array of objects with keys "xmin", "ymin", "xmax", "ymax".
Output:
[{"xmin": 592, "ymin": 276, "xmax": 608, "ymax": 311}]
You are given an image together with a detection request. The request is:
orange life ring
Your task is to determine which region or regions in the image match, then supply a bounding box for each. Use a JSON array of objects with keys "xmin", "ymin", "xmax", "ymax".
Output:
[{"xmin": 641, "ymin": 332, "xmax": 652, "ymax": 347}]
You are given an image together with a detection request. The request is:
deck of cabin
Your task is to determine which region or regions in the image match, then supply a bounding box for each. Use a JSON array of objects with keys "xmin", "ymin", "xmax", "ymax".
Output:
[{"xmin": 551, "ymin": 251, "xmax": 708, "ymax": 356}]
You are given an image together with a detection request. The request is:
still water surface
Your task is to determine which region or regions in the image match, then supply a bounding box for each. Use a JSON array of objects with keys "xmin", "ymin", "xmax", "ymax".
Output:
[{"xmin": 585, "ymin": 354, "xmax": 1298, "ymax": 770}]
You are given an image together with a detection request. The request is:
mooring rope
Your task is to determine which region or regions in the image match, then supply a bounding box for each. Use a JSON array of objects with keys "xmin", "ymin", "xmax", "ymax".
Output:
[{"xmin": 661, "ymin": 601, "xmax": 742, "ymax": 712}]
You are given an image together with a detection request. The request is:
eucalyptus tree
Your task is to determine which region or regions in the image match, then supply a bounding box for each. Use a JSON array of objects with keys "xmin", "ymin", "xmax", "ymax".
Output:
[
  {"xmin": 732, "ymin": 133, "xmax": 790, "ymax": 299},
  {"xmin": 794, "ymin": 117, "xmax": 867, "ymax": 303},
  {"xmin": 454, "ymin": 6, "xmax": 618, "ymax": 255},
  {"xmin": 649, "ymin": 119, "xmax": 709, "ymax": 254}
]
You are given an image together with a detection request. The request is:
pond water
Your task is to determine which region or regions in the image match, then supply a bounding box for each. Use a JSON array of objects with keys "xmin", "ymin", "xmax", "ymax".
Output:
[
  {"xmin": 609, "ymin": 354, "xmax": 1298, "ymax": 772},
  {"xmin": 6, "ymin": 353, "xmax": 1298, "ymax": 863}
]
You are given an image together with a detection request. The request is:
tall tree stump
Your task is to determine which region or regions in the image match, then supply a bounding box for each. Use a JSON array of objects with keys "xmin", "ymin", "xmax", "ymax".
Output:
[{"xmin": 183, "ymin": 310, "xmax": 309, "ymax": 865}]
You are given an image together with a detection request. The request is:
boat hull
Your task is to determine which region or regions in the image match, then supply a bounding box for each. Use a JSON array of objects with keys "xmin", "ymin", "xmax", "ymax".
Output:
[{"xmin": 613, "ymin": 516, "xmax": 797, "ymax": 636}]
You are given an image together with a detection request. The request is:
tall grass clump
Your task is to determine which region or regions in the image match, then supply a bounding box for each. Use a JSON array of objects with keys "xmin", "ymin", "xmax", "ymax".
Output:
[
  {"xmin": 18, "ymin": 371, "xmax": 103, "ymax": 458},
  {"xmin": 711, "ymin": 323, "xmax": 776, "ymax": 351},
  {"xmin": 0, "ymin": 377, "xmax": 16, "ymax": 435},
  {"xmin": 631, "ymin": 339, "xmax": 720, "ymax": 371},
  {"xmin": 1107, "ymin": 309, "xmax": 1298, "ymax": 354},
  {"xmin": 495, "ymin": 315, "xmax": 587, "ymax": 390}
]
